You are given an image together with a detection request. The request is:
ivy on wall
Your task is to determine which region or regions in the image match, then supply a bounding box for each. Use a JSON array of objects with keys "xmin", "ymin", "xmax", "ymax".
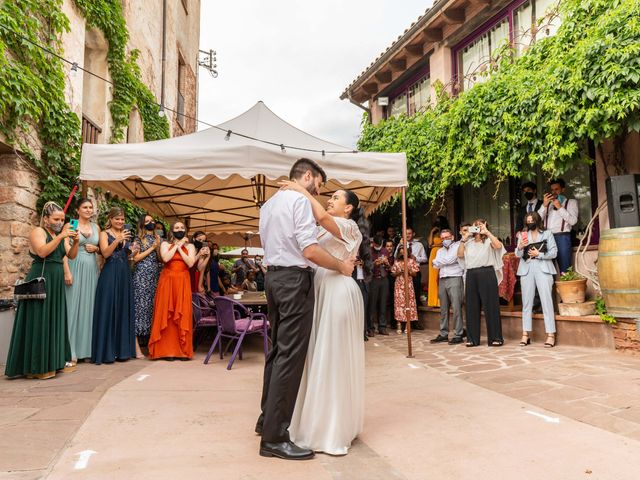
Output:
[
  {"xmin": 0, "ymin": 0, "xmax": 169, "ymax": 213},
  {"xmin": 0, "ymin": 0, "xmax": 81, "ymax": 209},
  {"xmin": 358, "ymin": 0, "xmax": 640, "ymax": 206},
  {"xmin": 73, "ymin": 0, "xmax": 170, "ymax": 143}
]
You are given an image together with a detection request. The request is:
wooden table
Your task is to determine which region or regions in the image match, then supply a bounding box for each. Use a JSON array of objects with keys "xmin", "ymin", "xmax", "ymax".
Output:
[{"xmin": 225, "ymin": 292, "xmax": 268, "ymax": 307}]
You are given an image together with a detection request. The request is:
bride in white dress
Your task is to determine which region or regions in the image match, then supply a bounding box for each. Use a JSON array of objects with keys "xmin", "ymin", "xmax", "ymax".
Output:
[{"xmin": 280, "ymin": 182, "xmax": 368, "ymax": 455}]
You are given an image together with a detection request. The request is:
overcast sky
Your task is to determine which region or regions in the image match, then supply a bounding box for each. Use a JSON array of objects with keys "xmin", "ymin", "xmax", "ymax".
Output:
[{"xmin": 197, "ymin": 0, "xmax": 432, "ymax": 148}]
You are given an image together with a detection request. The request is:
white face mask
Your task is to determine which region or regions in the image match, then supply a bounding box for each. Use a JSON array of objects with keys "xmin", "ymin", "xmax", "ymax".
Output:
[{"xmin": 373, "ymin": 245, "xmax": 382, "ymax": 251}]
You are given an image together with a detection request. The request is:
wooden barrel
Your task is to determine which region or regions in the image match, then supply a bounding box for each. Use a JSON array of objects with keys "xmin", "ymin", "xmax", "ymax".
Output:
[{"xmin": 598, "ymin": 226, "xmax": 640, "ymax": 318}]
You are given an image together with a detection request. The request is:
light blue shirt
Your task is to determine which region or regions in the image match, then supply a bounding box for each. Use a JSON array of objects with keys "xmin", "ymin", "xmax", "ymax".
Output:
[{"xmin": 432, "ymin": 241, "xmax": 465, "ymax": 278}]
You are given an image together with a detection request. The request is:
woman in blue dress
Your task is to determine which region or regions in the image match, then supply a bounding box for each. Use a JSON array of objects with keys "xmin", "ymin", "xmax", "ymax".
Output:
[
  {"xmin": 91, "ymin": 207, "xmax": 138, "ymax": 364},
  {"xmin": 63, "ymin": 198, "xmax": 100, "ymax": 364},
  {"xmin": 132, "ymin": 213, "xmax": 161, "ymax": 357}
]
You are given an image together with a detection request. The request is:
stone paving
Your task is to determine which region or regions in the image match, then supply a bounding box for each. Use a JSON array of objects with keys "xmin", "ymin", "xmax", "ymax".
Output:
[
  {"xmin": 2, "ymin": 333, "xmax": 640, "ymax": 479},
  {"xmin": 379, "ymin": 329, "xmax": 640, "ymax": 442}
]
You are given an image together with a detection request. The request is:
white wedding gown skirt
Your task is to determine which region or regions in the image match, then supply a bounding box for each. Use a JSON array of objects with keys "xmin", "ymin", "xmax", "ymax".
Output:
[{"xmin": 289, "ymin": 267, "xmax": 365, "ymax": 455}]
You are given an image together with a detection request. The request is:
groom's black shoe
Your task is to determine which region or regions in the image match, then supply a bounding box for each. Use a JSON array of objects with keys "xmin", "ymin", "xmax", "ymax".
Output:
[{"xmin": 259, "ymin": 441, "xmax": 315, "ymax": 460}]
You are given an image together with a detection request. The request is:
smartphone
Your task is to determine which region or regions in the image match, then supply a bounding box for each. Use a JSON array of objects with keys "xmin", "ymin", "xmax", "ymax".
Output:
[
  {"xmin": 69, "ymin": 219, "xmax": 79, "ymax": 230},
  {"xmin": 123, "ymin": 223, "xmax": 134, "ymax": 241},
  {"xmin": 469, "ymin": 226, "xmax": 481, "ymax": 234}
]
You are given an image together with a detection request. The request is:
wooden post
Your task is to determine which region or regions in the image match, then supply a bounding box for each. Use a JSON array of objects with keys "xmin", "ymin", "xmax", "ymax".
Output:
[{"xmin": 402, "ymin": 187, "xmax": 414, "ymax": 358}]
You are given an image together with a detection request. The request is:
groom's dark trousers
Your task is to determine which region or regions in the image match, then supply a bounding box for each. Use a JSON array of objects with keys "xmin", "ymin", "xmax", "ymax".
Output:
[{"xmin": 259, "ymin": 266, "xmax": 315, "ymax": 443}]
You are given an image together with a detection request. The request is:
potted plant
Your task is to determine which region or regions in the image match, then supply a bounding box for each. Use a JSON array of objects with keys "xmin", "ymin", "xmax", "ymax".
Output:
[{"xmin": 555, "ymin": 267, "xmax": 587, "ymax": 304}]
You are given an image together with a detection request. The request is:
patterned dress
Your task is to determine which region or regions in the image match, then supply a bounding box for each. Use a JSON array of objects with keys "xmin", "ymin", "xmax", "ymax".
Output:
[
  {"xmin": 392, "ymin": 258, "xmax": 420, "ymax": 322},
  {"xmin": 132, "ymin": 234, "xmax": 160, "ymax": 337}
]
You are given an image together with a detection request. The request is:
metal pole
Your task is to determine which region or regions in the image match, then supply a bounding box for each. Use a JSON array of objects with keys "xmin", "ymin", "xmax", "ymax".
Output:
[{"xmin": 401, "ymin": 187, "xmax": 413, "ymax": 358}]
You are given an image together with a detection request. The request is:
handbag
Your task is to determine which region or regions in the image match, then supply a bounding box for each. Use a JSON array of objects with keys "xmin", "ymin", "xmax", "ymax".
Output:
[
  {"xmin": 14, "ymin": 259, "xmax": 46, "ymax": 301},
  {"xmin": 523, "ymin": 240, "xmax": 548, "ymax": 260}
]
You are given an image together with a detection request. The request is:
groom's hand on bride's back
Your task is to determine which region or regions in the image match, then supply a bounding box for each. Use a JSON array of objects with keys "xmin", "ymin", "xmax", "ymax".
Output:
[{"xmin": 339, "ymin": 257, "xmax": 356, "ymax": 277}]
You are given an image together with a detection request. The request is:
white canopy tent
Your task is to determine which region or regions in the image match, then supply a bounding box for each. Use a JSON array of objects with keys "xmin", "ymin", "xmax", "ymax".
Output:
[
  {"xmin": 80, "ymin": 101, "xmax": 416, "ymax": 356},
  {"xmin": 80, "ymin": 102, "xmax": 406, "ymax": 246}
]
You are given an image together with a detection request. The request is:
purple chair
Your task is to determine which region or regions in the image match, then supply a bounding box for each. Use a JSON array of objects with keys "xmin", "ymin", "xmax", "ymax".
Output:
[
  {"xmin": 204, "ymin": 296, "xmax": 269, "ymax": 370},
  {"xmin": 192, "ymin": 293, "xmax": 217, "ymax": 349}
]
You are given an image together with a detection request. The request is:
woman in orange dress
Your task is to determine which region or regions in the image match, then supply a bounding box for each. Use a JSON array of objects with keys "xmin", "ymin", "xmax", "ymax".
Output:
[{"xmin": 148, "ymin": 222, "xmax": 196, "ymax": 360}]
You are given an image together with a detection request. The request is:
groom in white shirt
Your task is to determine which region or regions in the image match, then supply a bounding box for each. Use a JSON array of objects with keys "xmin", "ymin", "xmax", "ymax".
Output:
[{"xmin": 256, "ymin": 158, "xmax": 355, "ymax": 460}]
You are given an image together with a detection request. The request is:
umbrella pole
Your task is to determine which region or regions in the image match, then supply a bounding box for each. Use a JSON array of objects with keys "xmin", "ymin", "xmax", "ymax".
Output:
[{"xmin": 401, "ymin": 187, "xmax": 414, "ymax": 358}]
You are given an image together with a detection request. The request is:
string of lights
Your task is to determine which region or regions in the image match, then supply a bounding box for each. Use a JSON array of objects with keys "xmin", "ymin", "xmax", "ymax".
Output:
[{"xmin": 0, "ymin": 23, "xmax": 358, "ymax": 155}]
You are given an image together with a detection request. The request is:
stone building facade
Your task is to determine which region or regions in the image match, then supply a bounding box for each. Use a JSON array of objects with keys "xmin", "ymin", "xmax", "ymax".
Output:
[{"xmin": 0, "ymin": 0, "xmax": 201, "ymax": 300}]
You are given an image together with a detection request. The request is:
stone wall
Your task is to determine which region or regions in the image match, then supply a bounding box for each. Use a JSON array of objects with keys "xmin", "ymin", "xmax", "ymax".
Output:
[
  {"xmin": 612, "ymin": 319, "xmax": 640, "ymax": 354},
  {"xmin": 0, "ymin": 155, "xmax": 40, "ymax": 300}
]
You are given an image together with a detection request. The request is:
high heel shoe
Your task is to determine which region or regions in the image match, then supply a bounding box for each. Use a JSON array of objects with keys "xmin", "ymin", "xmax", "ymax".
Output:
[
  {"xmin": 544, "ymin": 334, "xmax": 556, "ymax": 348},
  {"xmin": 519, "ymin": 334, "xmax": 530, "ymax": 347}
]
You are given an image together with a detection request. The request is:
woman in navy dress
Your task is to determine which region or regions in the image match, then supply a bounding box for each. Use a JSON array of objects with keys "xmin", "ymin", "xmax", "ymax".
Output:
[{"xmin": 91, "ymin": 207, "xmax": 138, "ymax": 364}]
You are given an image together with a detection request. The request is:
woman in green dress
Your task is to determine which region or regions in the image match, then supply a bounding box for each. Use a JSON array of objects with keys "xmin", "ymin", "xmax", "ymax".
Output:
[
  {"xmin": 63, "ymin": 198, "xmax": 100, "ymax": 364},
  {"xmin": 5, "ymin": 201, "xmax": 80, "ymax": 380}
]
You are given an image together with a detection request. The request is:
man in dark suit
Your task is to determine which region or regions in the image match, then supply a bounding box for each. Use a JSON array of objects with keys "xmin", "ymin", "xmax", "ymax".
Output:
[{"xmin": 516, "ymin": 181, "xmax": 543, "ymax": 233}]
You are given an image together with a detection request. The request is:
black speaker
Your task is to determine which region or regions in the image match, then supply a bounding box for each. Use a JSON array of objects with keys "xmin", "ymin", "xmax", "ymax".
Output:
[{"xmin": 606, "ymin": 174, "xmax": 640, "ymax": 228}]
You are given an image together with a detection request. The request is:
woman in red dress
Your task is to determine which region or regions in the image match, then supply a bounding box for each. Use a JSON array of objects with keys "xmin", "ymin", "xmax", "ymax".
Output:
[{"xmin": 149, "ymin": 222, "xmax": 196, "ymax": 360}]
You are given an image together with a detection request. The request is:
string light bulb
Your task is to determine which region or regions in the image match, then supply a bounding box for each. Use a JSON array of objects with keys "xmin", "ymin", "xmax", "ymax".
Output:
[
  {"xmin": 280, "ymin": 144, "xmax": 286, "ymax": 153},
  {"xmin": 225, "ymin": 130, "xmax": 231, "ymax": 141},
  {"xmin": 70, "ymin": 62, "xmax": 78, "ymax": 77},
  {"xmin": 158, "ymin": 105, "xmax": 165, "ymax": 117}
]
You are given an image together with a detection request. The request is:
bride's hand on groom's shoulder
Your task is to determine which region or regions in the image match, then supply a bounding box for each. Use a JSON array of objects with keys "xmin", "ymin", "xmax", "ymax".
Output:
[{"xmin": 278, "ymin": 180, "xmax": 305, "ymax": 195}]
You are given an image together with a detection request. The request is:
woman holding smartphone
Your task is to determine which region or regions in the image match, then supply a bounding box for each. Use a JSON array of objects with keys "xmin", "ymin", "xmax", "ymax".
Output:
[
  {"xmin": 63, "ymin": 198, "xmax": 100, "ymax": 365},
  {"xmin": 457, "ymin": 219, "xmax": 505, "ymax": 347},
  {"xmin": 92, "ymin": 207, "xmax": 138, "ymax": 364}
]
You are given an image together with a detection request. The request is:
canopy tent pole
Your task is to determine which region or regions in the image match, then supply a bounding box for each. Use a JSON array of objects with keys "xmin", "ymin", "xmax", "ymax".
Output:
[{"xmin": 401, "ymin": 187, "xmax": 413, "ymax": 358}]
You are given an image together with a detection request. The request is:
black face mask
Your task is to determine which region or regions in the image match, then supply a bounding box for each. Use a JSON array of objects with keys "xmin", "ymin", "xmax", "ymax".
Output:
[
  {"xmin": 193, "ymin": 240, "xmax": 203, "ymax": 249},
  {"xmin": 173, "ymin": 231, "xmax": 186, "ymax": 240},
  {"xmin": 144, "ymin": 222, "xmax": 156, "ymax": 231},
  {"xmin": 524, "ymin": 192, "xmax": 535, "ymax": 201},
  {"xmin": 526, "ymin": 222, "xmax": 537, "ymax": 231}
]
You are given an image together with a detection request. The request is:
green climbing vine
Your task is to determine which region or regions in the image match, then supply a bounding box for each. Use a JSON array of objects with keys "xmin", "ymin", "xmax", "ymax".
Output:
[
  {"xmin": 358, "ymin": 0, "xmax": 640, "ymax": 206},
  {"xmin": 73, "ymin": 0, "xmax": 169, "ymax": 143},
  {"xmin": 0, "ymin": 0, "xmax": 81, "ymax": 209},
  {"xmin": 0, "ymin": 0, "xmax": 169, "ymax": 216}
]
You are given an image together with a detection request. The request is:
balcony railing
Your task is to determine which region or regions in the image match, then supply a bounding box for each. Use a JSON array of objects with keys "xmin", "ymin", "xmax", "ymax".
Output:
[
  {"xmin": 177, "ymin": 91, "xmax": 185, "ymax": 129},
  {"xmin": 81, "ymin": 115, "xmax": 102, "ymax": 144}
]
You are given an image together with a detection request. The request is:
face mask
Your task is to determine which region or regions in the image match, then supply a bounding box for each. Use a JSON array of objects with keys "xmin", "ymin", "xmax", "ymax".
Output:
[
  {"xmin": 193, "ymin": 240, "xmax": 203, "ymax": 249},
  {"xmin": 255, "ymin": 259, "xmax": 262, "ymax": 264},
  {"xmin": 524, "ymin": 192, "xmax": 535, "ymax": 201},
  {"xmin": 442, "ymin": 239, "xmax": 453, "ymax": 248},
  {"xmin": 212, "ymin": 249, "xmax": 219, "ymax": 256},
  {"xmin": 526, "ymin": 222, "xmax": 537, "ymax": 231},
  {"xmin": 155, "ymin": 230, "xmax": 164, "ymax": 238},
  {"xmin": 173, "ymin": 230, "xmax": 186, "ymax": 240},
  {"xmin": 373, "ymin": 245, "xmax": 382, "ymax": 251},
  {"xmin": 48, "ymin": 221, "xmax": 63, "ymax": 233},
  {"xmin": 556, "ymin": 194, "xmax": 566, "ymax": 204},
  {"xmin": 145, "ymin": 222, "xmax": 156, "ymax": 231}
]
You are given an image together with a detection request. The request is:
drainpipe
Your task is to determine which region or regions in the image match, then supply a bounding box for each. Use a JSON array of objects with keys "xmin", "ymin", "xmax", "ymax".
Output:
[
  {"xmin": 347, "ymin": 93, "xmax": 372, "ymax": 124},
  {"xmin": 160, "ymin": 0, "xmax": 167, "ymax": 110}
]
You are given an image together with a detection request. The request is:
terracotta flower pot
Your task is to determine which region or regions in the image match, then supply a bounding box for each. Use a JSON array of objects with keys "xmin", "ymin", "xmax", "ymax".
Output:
[{"xmin": 555, "ymin": 278, "xmax": 587, "ymax": 304}]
